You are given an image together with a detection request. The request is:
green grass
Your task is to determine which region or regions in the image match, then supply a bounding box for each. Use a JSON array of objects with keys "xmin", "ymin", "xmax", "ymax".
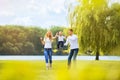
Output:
[{"xmin": 0, "ymin": 60, "xmax": 120, "ymax": 80}]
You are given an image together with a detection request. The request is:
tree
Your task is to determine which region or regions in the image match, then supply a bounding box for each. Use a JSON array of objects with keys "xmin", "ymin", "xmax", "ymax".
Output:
[
  {"xmin": 50, "ymin": 26, "xmax": 65, "ymax": 35},
  {"xmin": 23, "ymin": 42, "xmax": 35, "ymax": 55},
  {"xmin": 108, "ymin": 3, "xmax": 120, "ymax": 55},
  {"xmin": 0, "ymin": 25, "xmax": 47, "ymax": 55},
  {"xmin": 69, "ymin": 0, "xmax": 120, "ymax": 60}
]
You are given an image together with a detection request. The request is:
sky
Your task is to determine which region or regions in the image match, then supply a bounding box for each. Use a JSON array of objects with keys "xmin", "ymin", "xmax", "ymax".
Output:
[
  {"xmin": 0, "ymin": 0, "xmax": 76, "ymax": 28},
  {"xmin": 0, "ymin": 0, "xmax": 120, "ymax": 28}
]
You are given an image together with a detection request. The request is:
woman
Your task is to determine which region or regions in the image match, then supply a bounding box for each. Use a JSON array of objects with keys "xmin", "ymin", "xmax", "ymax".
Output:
[{"xmin": 40, "ymin": 31, "xmax": 56, "ymax": 69}]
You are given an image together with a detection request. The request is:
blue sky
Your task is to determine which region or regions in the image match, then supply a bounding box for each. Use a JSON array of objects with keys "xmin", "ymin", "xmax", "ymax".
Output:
[
  {"xmin": 0, "ymin": 0, "xmax": 76, "ymax": 28},
  {"xmin": 0, "ymin": 0, "xmax": 120, "ymax": 28}
]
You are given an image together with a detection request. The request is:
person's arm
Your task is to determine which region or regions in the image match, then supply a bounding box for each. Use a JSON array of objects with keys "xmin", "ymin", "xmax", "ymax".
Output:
[
  {"xmin": 40, "ymin": 37, "xmax": 45, "ymax": 45},
  {"xmin": 64, "ymin": 37, "xmax": 69, "ymax": 46},
  {"xmin": 52, "ymin": 37, "xmax": 55, "ymax": 39},
  {"xmin": 52, "ymin": 32, "xmax": 59, "ymax": 39},
  {"xmin": 55, "ymin": 32, "xmax": 59, "ymax": 37},
  {"xmin": 52, "ymin": 36, "xmax": 57, "ymax": 40}
]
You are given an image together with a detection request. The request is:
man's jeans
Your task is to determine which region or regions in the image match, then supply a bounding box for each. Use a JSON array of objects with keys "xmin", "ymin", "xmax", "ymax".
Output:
[{"xmin": 68, "ymin": 48, "xmax": 79, "ymax": 66}]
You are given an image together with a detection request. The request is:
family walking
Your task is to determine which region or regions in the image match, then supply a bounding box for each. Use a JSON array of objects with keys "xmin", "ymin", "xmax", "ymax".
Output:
[{"xmin": 40, "ymin": 29, "xmax": 79, "ymax": 69}]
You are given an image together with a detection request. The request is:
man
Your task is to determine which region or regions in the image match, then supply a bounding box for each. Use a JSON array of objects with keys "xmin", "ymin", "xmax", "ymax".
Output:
[{"xmin": 64, "ymin": 29, "xmax": 79, "ymax": 68}]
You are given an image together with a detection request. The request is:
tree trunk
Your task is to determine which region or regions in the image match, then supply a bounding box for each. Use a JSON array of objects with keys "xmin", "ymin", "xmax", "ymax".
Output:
[{"xmin": 95, "ymin": 50, "xmax": 99, "ymax": 60}]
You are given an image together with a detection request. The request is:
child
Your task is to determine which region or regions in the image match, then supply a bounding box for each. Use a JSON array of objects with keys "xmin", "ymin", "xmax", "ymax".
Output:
[{"xmin": 56, "ymin": 31, "xmax": 65, "ymax": 49}]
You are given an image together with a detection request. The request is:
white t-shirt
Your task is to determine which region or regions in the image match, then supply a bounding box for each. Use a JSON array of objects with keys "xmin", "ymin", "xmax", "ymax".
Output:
[
  {"xmin": 64, "ymin": 34, "xmax": 79, "ymax": 49},
  {"xmin": 44, "ymin": 38, "xmax": 52, "ymax": 48},
  {"xmin": 58, "ymin": 36, "xmax": 65, "ymax": 42}
]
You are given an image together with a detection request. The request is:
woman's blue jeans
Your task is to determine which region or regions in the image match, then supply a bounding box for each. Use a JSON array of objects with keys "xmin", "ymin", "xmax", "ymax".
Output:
[{"xmin": 44, "ymin": 48, "xmax": 52, "ymax": 64}]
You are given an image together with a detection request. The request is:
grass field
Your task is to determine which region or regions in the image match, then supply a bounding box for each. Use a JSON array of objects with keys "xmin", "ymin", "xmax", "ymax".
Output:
[{"xmin": 0, "ymin": 60, "xmax": 120, "ymax": 80}]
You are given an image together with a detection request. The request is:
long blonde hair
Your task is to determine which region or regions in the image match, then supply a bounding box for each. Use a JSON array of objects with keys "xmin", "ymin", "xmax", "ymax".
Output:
[{"xmin": 45, "ymin": 31, "xmax": 53, "ymax": 41}]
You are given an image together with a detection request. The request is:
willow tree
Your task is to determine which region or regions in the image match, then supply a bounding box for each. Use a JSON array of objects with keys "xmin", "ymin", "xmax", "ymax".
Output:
[{"xmin": 69, "ymin": 0, "xmax": 120, "ymax": 60}]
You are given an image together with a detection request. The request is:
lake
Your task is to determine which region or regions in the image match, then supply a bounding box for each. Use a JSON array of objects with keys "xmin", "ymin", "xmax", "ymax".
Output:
[{"xmin": 0, "ymin": 56, "xmax": 120, "ymax": 61}]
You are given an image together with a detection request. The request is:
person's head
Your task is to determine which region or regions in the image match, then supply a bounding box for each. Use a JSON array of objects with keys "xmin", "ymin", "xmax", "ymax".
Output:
[
  {"xmin": 45, "ymin": 31, "xmax": 53, "ymax": 40},
  {"xmin": 59, "ymin": 31, "xmax": 63, "ymax": 36},
  {"xmin": 68, "ymin": 29, "xmax": 73, "ymax": 35}
]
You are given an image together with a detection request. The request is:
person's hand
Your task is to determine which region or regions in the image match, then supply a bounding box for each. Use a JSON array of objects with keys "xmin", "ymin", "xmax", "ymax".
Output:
[
  {"xmin": 40, "ymin": 37, "xmax": 43, "ymax": 41},
  {"xmin": 40, "ymin": 37, "xmax": 45, "ymax": 45},
  {"xmin": 65, "ymin": 36, "xmax": 67, "ymax": 38},
  {"xmin": 55, "ymin": 32, "xmax": 59, "ymax": 37}
]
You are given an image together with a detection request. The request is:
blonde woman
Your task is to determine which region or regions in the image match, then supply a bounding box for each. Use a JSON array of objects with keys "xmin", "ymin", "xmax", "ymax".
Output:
[{"xmin": 40, "ymin": 31, "xmax": 56, "ymax": 69}]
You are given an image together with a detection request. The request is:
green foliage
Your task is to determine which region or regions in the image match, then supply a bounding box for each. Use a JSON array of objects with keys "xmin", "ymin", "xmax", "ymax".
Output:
[
  {"xmin": 50, "ymin": 26, "xmax": 65, "ymax": 35},
  {"xmin": 0, "ymin": 25, "xmax": 68, "ymax": 55},
  {"xmin": 0, "ymin": 25, "xmax": 47, "ymax": 55},
  {"xmin": 69, "ymin": 0, "xmax": 120, "ymax": 55}
]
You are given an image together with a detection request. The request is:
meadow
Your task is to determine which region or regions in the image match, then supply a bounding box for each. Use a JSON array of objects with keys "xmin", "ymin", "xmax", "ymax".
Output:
[{"xmin": 0, "ymin": 60, "xmax": 120, "ymax": 80}]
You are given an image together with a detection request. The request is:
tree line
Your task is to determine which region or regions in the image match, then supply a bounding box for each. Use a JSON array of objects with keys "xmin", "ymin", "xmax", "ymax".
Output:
[{"xmin": 0, "ymin": 25, "xmax": 65, "ymax": 55}]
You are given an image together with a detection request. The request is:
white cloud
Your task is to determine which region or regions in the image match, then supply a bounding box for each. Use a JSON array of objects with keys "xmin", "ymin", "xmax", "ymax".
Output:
[
  {"xmin": 27, "ymin": 0, "xmax": 39, "ymax": 10},
  {"xmin": 0, "ymin": 11, "xmax": 15, "ymax": 17},
  {"xmin": 27, "ymin": 0, "xmax": 49, "ymax": 16},
  {"xmin": 0, "ymin": 0, "xmax": 68, "ymax": 27},
  {"xmin": 10, "ymin": 17, "xmax": 32, "ymax": 25},
  {"xmin": 0, "ymin": 0, "xmax": 15, "ymax": 17},
  {"xmin": 27, "ymin": 0, "xmax": 66, "ymax": 14},
  {"xmin": 49, "ymin": 0, "xmax": 66, "ymax": 14}
]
